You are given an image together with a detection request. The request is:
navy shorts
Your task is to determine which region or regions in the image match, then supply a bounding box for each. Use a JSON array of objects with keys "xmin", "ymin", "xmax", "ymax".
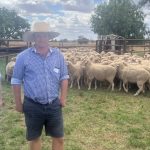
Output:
[{"xmin": 23, "ymin": 97, "xmax": 64, "ymax": 141}]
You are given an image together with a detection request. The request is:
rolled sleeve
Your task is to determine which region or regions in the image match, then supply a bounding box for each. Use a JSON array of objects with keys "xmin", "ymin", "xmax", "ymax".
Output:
[
  {"xmin": 11, "ymin": 78, "xmax": 22, "ymax": 85},
  {"xmin": 11, "ymin": 53, "xmax": 25, "ymax": 85},
  {"xmin": 60, "ymin": 75, "xmax": 69, "ymax": 81}
]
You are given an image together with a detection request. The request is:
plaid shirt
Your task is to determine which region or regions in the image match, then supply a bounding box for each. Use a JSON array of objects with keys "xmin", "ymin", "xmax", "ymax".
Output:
[{"xmin": 11, "ymin": 47, "xmax": 69, "ymax": 104}]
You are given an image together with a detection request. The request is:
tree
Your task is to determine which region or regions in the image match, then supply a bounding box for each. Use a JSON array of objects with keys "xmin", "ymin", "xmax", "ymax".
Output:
[
  {"xmin": 91, "ymin": 0, "xmax": 146, "ymax": 39},
  {"xmin": 77, "ymin": 36, "xmax": 89, "ymax": 44},
  {"xmin": 0, "ymin": 7, "xmax": 30, "ymax": 40},
  {"xmin": 139, "ymin": 0, "xmax": 150, "ymax": 7},
  {"xmin": 60, "ymin": 39, "xmax": 68, "ymax": 42}
]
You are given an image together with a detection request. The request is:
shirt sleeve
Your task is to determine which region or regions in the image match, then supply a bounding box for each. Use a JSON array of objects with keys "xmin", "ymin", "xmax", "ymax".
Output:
[
  {"xmin": 59, "ymin": 52, "xmax": 69, "ymax": 81},
  {"xmin": 11, "ymin": 53, "xmax": 25, "ymax": 85}
]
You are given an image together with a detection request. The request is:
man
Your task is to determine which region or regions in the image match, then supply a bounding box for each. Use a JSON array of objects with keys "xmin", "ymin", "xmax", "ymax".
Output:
[{"xmin": 11, "ymin": 21, "xmax": 69, "ymax": 150}]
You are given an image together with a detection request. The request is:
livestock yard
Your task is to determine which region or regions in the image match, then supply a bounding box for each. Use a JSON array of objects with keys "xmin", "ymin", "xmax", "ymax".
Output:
[{"xmin": 0, "ymin": 46, "xmax": 150, "ymax": 150}]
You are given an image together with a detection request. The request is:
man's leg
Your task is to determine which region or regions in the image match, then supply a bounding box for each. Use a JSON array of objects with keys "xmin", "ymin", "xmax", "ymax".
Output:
[
  {"xmin": 29, "ymin": 138, "xmax": 41, "ymax": 150},
  {"xmin": 46, "ymin": 98, "xmax": 64, "ymax": 150},
  {"xmin": 23, "ymin": 99, "xmax": 44, "ymax": 150},
  {"xmin": 52, "ymin": 137, "xmax": 64, "ymax": 150}
]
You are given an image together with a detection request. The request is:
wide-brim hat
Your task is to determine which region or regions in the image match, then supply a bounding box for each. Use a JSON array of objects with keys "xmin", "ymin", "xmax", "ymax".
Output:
[{"xmin": 23, "ymin": 21, "xmax": 60, "ymax": 42}]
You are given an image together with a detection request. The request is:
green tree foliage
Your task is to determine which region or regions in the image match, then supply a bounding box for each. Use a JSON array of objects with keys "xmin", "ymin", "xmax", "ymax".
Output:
[
  {"xmin": 139, "ymin": 0, "xmax": 150, "ymax": 7},
  {"xmin": 0, "ymin": 7, "xmax": 30, "ymax": 40},
  {"xmin": 91, "ymin": 0, "xmax": 146, "ymax": 39}
]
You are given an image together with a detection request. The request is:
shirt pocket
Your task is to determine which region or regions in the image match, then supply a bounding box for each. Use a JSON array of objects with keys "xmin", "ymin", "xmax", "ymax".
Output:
[{"xmin": 53, "ymin": 67, "xmax": 60, "ymax": 80}]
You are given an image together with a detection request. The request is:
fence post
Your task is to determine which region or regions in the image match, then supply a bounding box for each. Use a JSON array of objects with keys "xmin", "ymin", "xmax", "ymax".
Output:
[
  {"xmin": 96, "ymin": 40, "xmax": 98, "ymax": 52},
  {"xmin": 5, "ymin": 55, "xmax": 8, "ymax": 80},
  {"xmin": 124, "ymin": 39, "xmax": 126, "ymax": 53},
  {"xmin": 148, "ymin": 40, "xmax": 150, "ymax": 53}
]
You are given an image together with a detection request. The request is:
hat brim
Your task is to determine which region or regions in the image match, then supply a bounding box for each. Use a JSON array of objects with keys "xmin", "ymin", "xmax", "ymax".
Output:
[{"xmin": 23, "ymin": 31, "xmax": 60, "ymax": 42}]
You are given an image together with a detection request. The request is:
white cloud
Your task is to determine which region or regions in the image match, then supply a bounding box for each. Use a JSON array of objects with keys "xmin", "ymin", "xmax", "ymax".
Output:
[
  {"xmin": 0, "ymin": 0, "xmax": 98, "ymax": 40},
  {"xmin": 2, "ymin": 0, "xmax": 150, "ymax": 40},
  {"xmin": 41, "ymin": 10, "xmax": 97, "ymax": 40},
  {"xmin": 18, "ymin": 3, "xmax": 51, "ymax": 14},
  {"xmin": 62, "ymin": 0, "xmax": 95, "ymax": 13}
]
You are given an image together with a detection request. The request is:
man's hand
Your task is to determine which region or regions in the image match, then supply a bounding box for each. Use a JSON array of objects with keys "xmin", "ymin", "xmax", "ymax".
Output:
[
  {"xmin": 60, "ymin": 79, "xmax": 68, "ymax": 107},
  {"xmin": 59, "ymin": 97, "xmax": 66, "ymax": 107},
  {"xmin": 12, "ymin": 85, "xmax": 23, "ymax": 113},
  {"xmin": 15, "ymin": 102, "xmax": 23, "ymax": 113}
]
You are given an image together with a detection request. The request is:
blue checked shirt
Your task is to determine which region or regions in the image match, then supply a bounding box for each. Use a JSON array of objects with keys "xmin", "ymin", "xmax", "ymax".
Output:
[{"xmin": 11, "ymin": 47, "xmax": 69, "ymax": 104}]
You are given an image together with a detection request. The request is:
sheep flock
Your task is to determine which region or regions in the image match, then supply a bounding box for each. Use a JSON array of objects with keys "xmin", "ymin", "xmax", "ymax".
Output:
[{"xmin": 5, "ymin": 47, "xmax": 150, "ymax": 96}]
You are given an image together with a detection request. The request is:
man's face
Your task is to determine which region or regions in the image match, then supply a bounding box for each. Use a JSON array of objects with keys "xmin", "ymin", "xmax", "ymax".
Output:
[{"xmin": 33, "ymin": 32, "xmax": 49, "ymax": 48}]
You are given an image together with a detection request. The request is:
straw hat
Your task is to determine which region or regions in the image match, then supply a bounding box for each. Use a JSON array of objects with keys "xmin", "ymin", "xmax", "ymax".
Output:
[{"xmin": 23, "ymin": 21, "xmax": 59, "ymax": 42}]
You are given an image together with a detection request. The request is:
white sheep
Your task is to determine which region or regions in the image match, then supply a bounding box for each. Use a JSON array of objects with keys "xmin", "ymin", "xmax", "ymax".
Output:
[
  {"xmin": 84, "ymin": 60, "xmax": 117, "ymax": 91},
  {"xmin": 10, "ymin": 57, "xmax": 16, "ymax": 62},
  {"xmin": 117, "ymin": 62, "xmax": 150, "ymax": 96},
  {"xmin": 6, "ymin": 61, "xmax": 15, "ymax": 82},
  {"xmin": 67, "ymin": 61, "xmax": 83, "ymax": 89},
  {"xmin": 144, "ymin": 53, "xmax": 150, "ymax": 60}
]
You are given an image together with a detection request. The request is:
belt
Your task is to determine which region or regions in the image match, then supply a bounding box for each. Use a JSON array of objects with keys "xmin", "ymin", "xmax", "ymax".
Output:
[{"xmin": 24, "ymin": 96, "xmax": 57, "ymax": 105}]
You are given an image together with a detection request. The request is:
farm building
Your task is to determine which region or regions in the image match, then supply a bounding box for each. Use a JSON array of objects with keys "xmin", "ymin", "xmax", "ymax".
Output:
[{"xmin": 96, "ymin": 34, "xmax": 126, "ymax": 54}]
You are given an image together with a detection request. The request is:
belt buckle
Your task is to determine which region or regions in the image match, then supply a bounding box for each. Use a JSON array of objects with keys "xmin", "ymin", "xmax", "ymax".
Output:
[
  {"xmin": 48, "ymin": 100, "xmax": 53, "ymax": 104},
  {"xmin": 48, "ymin": 97, "xmax": 58, "ymax": 104}
]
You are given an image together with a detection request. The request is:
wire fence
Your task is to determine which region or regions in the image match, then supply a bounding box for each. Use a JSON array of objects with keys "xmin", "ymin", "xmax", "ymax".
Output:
[{"xmin": 96, "ymin": 39, "xmax": 150, "ymax": 55}]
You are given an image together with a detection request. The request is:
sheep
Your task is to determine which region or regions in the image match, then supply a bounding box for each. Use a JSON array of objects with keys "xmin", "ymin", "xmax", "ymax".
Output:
[
  {"xmin": 67, "ymin": 61, "xmax": 83, "ymax": 89},
  {"xmin": 10, "ymin": 57, "xmax": 16, "ymax": 62},
  {"xmin": 100, "ymin": 59, "xmax": 113, "ymax": 65},
  {"xmin": 89, "ymin": 55, "xmax": 101, "ymax": 63},
  {"xmin": 117, "ymin": 62, "xmax": 150, "ymax": 96},
  {"xmin": 144, "ymin": 53, "xmax": 150, "ymax": 60},
  {"xmin": 100, "ymin": 51, "xmax": 106, "ymax": 56},
  {"xmin": 6, "ymin": 61, "xmax": 15, "ymax": 82},
  {"xmin": 84, "ymin": 60, "xmax": 117, "ymax": 91},
  {"xmin": 60, "ymin": 48, "xmax": 150, "ymax": 94}
]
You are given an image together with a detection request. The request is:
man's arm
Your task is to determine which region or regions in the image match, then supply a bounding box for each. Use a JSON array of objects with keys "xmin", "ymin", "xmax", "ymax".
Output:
[
  {"xmin": 11, "ymin": 53, "xmax": 25, "ymax": 112},
  {"xmin": 12, "ymin": 85, "xmax": 23, "ymax": 113},
  {"xmin": 60, "ymin": 80, "xmax": 68, "ymax": 107},
  {"xmin": 59, "ymin": 50, "xmax": 69, "ymax": 107}
]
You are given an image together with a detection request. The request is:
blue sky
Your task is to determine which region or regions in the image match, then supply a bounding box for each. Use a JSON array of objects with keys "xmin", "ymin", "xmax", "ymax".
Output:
[{"xmin": 0, "ymin": 0, "xmax": 149, "ymax": 40}]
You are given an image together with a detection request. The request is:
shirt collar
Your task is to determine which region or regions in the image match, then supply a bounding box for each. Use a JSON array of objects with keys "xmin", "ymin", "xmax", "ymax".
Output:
[{"xmin": 31, "ymin": 47, "xmax": 53, "ymax": 56}]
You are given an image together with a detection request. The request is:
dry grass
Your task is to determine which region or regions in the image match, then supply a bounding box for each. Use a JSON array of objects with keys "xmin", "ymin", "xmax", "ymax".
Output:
[{"xmin": 0, "ymin": 84, "xmax": 150, "ymax": 150}]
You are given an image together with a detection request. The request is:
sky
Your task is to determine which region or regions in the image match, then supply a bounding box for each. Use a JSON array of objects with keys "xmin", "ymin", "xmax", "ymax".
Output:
[{"xmin": 0, "ymin": 0, "xmax": 149, "ymax": 40}]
